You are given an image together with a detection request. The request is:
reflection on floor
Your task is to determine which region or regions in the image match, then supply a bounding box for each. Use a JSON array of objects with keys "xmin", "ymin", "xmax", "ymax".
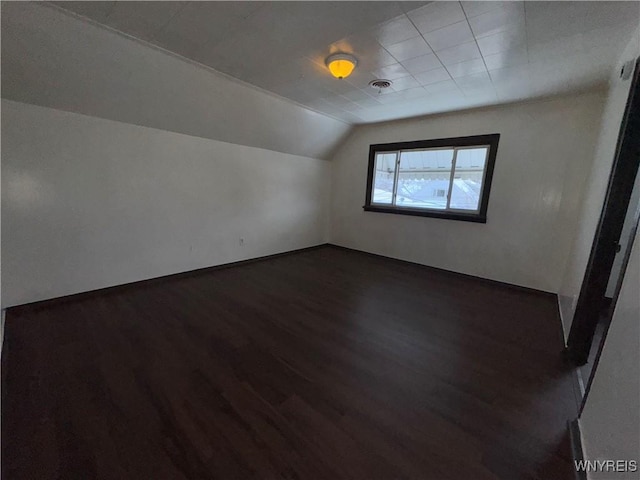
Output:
[
  {"xmin": 579, "ymin": 301, "xmax": 614, "ymax": 388},
  {"xmin": 2, "ymin": 245, "xmax": 579, "ymax": 479}
]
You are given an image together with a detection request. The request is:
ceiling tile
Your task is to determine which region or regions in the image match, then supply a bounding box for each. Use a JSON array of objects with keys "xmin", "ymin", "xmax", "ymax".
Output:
[
  {"xmin": 241, "ymin": 3, "xmax": 353, "ymax": 52},
  {"xmin": 324, "ymin": 76, "xmax": 359, "ymax": 96},
  {"xmin": 495, "ymin": 84, "xmax": 532, "ymax": 103},
  {"xmin": 467, "ymin": 2, "xmax": 524, "ymax": 38},
  {"xmin": 327, "ymin": 32, "xmax": 372, "ymax": 54},
  {"xmin": 251, "ymin": 58, "xmax": 313, "ymax": 90},
  {"xmin": 391, "ymin": 75, "xmax": 422, "ymax": 91},
  {"xmin": 579, "ymin": 24, "xmax": 640, "ymax": 62},
  {"xmin": 340, "ymin": 101, "xmax": 367, "ymax": 113},
  {"xmin": 299, "ymin": 57, "xmax": 333, "ymax": 80},
  {"xmin": 321, "ymin": 94, "xmax": 357, "ymax": 109},
  {"xmin": 460, "ymin": 2, "xmax": 511, "ymax": 19},
  {"xmin": 385, "ymin": 36, "xmax": 432, "ymax": 62},
  {"xmin": 476, "ymin": 29, "xmax": 526, "ymax": 57},
  {"xmin": 372, "ymin": 92, "xmax": 403, "ymax": 105},
  {"xmin": 261, "ymin": 58, "xmax": 350, "ymax": 98},
  {"xmin": 153, "ymin": 2, "xmax": 261, "ymax": 58},
  {"xmin": 372, "ymin": 63, "xmax": 412, "ymax": 81},
  {"xmin": 335, "ymin": 111, "xmax": 366, "ymax": 123},
  {"xmin": 525, "ymin": 1, "xmax": 639, "ymax": 45},
  {"xmin": 356, "ymin": 48, "xmax": 399, "ymax": 72},
  {"xmin": 151, "ymin": 27, "xmax": 205, "ymax": 59},
  {"xmin": 271, "ymin": 82, "xmax": 326, "ymax": 104},
  {"xmin": 423, "ymin": 20, "xmax": 475, "ymax": 51},
  {"xmin": 462, "ymin": 90, "xmax": 498, "ymax": 105},
  {"xmin": 305, "ymin": 97, "xmax": 340, "ymax": 112},
  {"xmin": 51, "ymin": 1, "xmax": 115, "ymax": 22},
  {"xmin": 424, "ymin": 79, "xmax": 462, "ymax": 94},
  {"xmin": 398, "ymin": 1, "xmax": 433, "ymax": 15},
  {"xmin": 106, "ymin": 2, "xmax": 185, "ymax": 40},
  {"xmin": 345, "ymin": 69, "xmax": 379, "ymax": 89},
  {"xmin": 48, "ymin": 0, "xmax": 640, "ymax": 125},
  {"xmin": 409, "ymin": 2, "xmax": 466, "ymax": 34},
  {"xmin": 400, "ymin": 53, "xmax": 444, "ymax": 75},
  {"xmin": 483, "ymin": 47, "xmax": 528, "ymax": 71},
  {"xmin": 414, "ymin": 67, "xmax": 452, "ymax": 86},
  {"xmin": 527, "ymin": 33, "xmax": 586, "ymax": 65},
  {"xmin": 423, "ymin": 97, "xmax": 466, "ymax": 114},
  {"xmin": 374, "ymin": 15, "xmax": 421, "ymax": 47},
  {"xmin": 488, "ymin": 64, "xmax": 531, "ymax": 85},
  {"xmin": 327, "ymin": 1, "xmax": 407, "ymax": 33},
  {"xmin": 324, "ymin": 32, "xmax": 397, "ymax": 71},
  {"xmin": 341, "ymin": 89, "xmax": 375, "ymax": 103},
  {"xmin": 529, "ymin": 55, "xmax": 612, "ymax": 97},
  {"xmin": 197, "ymin": 32, "xmax": 289, "ymax": 81},
  {"xmin": 354, "ymin": 95, "xmax": 384, "ymax": 108},
  {"xmin": 436, "ymin": 41, "xmax": 482, "ymax": 65},
  {"xmin": 492, "ymin": 67, "xmax": 531, "ymax": 90},
  {"xmin": 202, "ymin": 3, "xmax": 377, "ymax": 77},
  {"xmin": 375, "ymin": 86, "xmax": 429, "ymax": 104},
  {"xmin": 446, "ymin": 58, "xmax": 487, "ymax": 78},
  {"xmin": 399, "ymin": 86, "xmax": 430, "ymax": 100},
  {"xmin": 454, "ymin": 71, "xmax": 492, "ymax": 90}
]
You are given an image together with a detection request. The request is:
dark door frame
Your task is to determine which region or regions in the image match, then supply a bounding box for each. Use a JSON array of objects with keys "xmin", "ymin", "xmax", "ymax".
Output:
[
  {"xmin": 566, "ymin": 57, "xmax": 640, "ymax": 367},
  {"xmin": 581, "ymin": 198, "xmax": 640, "ymax": 414}
]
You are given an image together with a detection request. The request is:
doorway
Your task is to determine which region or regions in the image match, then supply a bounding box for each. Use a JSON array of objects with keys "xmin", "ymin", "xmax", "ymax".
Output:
[{"xmin": 565, "ymin": 57, "xmax": 640, "ymax": 408}]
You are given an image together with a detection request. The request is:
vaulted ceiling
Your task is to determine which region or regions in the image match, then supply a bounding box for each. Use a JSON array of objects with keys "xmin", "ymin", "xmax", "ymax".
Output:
[{"xmin": 22, "ymin": 2, "xmax": 640, "ymax": 123}]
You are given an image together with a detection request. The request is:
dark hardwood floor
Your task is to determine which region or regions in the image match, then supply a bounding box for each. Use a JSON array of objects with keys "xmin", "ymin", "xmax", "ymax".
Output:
[{"xmin": 2, "ymin": 245, "xmax": 578, "ymax": 479}]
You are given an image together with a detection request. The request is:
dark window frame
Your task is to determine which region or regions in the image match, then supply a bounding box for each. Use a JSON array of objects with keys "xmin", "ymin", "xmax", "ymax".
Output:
[{"xmin": 363, "ymin": 133, "xmax": 500, "ymax": 223}]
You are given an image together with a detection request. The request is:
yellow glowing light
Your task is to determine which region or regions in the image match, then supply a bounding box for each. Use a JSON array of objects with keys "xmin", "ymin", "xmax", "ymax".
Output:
[{"xmin": 325, "ymin": 53, "xmax": 357, "ymax": 79}]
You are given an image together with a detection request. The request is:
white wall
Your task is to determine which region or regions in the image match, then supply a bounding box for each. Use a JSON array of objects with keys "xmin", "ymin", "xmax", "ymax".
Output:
[
  {"xmin": 558, "ymin": 29, "xmax": 640, "ymax": 334},
  {"xmin": 330, "ymin": 91, "xmax": 606, "ymax": 293},
  {"xmin": 0, "ymin": 2, "xmax": 351, "ymax": 160},
  {"xmin": 1, "ymin": 100, "xmax": 331, "ymax": 308},
  {"xmin": 580, "ymin": 231, "xmax": 639, "ymax": 480}
]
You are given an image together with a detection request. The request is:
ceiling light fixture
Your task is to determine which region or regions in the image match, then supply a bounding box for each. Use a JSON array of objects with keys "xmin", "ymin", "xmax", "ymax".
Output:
[{"xmin": 325, "ymin": 53, "xmax": 357, "ymax": 79}]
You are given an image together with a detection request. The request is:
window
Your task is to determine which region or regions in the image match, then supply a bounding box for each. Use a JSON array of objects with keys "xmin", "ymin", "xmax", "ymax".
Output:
[{"xmin": 364, "ymin": 134, "xmax": 500, "ymax": 223}]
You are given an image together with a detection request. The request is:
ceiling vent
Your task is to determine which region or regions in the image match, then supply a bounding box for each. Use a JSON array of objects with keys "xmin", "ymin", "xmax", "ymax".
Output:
[{"xmin": 369, "ymin": 79, "xmax": 393, "ymax": 93}]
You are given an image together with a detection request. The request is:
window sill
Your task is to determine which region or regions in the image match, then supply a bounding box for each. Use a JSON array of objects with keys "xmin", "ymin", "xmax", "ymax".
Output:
[{"xmin": 362, "ymin": 205, "xmax": 487, "ymax": 223}]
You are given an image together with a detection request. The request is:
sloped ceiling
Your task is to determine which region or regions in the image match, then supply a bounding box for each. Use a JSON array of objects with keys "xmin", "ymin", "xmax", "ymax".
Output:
[
  {"xmin": 0, "ymin": 2, "xmax": 352, "ymax": 159},
  {"xmin": 48, "ymin": 1, "xmax": 640, "ymax": 123},
  {"xmin": 3, "ymin": 1, "xmax": 638, "ymax": 146}
]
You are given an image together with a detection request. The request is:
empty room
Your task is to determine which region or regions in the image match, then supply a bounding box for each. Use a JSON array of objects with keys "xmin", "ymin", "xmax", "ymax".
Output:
[{"xmin": 1, "ymin": 1, "xmax": 639, "ymax": 479}]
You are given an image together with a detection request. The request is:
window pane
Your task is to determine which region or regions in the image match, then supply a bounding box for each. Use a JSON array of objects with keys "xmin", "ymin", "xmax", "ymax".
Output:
[
  {"xmin": 450, "ymin": 147, "xmax": 488, "ymax": 211},
  {"xmin": 372, "ymin": 152, "xmax": 396, "ymax": 204},
  {"xmin": 396, "ymin": 149, "xmax": 454, "ymax": 209}
]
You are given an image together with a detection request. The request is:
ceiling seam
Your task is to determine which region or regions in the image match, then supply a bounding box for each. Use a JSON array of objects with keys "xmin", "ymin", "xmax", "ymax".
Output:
[
  {"xmin": 405, "ymin": 5, "xmax": 459, "ymax": 97},
  {"xmin": 460, "ymin": 2, "xmax": 498, "ymax": 101}
]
